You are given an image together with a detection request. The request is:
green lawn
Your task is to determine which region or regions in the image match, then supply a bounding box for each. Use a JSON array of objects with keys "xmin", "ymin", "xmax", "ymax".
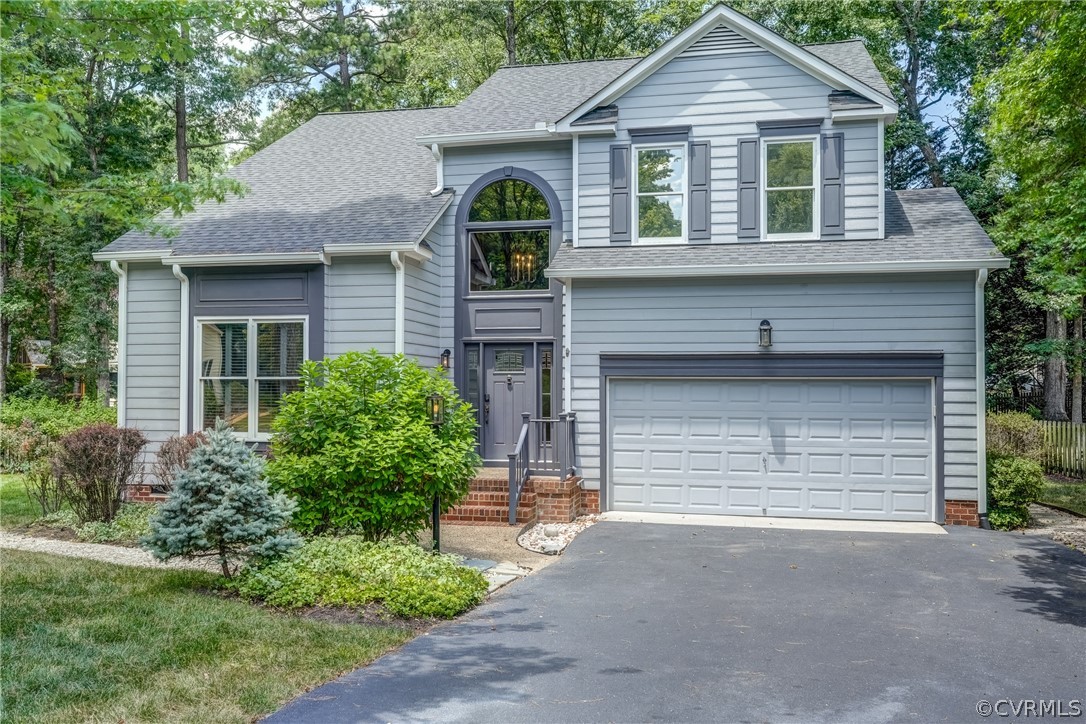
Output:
[
  {"xmin": 0, "ymin": 550, "xmax": 413, "ymax": 723},
  {"xmin": 0, "ymin": 474, "xmax": 39, "ymax": 528},
  {"xmin": 1039, "ymin": 476, "xmax": 1086, "ymax": 517}
]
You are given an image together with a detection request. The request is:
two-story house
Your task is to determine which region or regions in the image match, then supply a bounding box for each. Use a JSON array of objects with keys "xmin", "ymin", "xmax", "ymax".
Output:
[{"xmin": 95, "ymin": 4, "xmax": 1008, "ymax": 526}]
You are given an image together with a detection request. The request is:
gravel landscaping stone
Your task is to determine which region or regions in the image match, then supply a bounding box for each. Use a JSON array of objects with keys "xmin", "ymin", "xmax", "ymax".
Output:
[
  {"xmin": 517, "ymin": 514, "xmax": 599, "ymax": 554},
  {"xmin": 0, "ymin": 530, "xmax": 218, "ymax": 571},
  {"xmin": 1024, "ymin": 503, "xmax": 1086, "ymax": 553}
]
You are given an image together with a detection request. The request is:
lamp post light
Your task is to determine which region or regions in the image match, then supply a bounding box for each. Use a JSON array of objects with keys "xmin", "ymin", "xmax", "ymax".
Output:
[
  {"xmin": 427, "ymin": 393, "xmax": 446, "ymax": 551},
  {"xmin": 758, "ymin": 320, "xmax": 773, "ymax": 349}
]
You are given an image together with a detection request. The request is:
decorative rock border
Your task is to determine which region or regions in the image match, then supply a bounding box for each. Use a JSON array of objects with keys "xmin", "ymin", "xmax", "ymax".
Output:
[{"xmin": 517, "ymin": 515, "xmax": 599, "ymax": 555}]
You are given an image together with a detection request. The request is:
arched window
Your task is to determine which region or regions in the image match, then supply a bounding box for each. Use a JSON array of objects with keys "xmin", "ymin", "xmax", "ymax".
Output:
[{"xmin": 467, "ymin": 179, "xmax": 552, "ymax": 292}]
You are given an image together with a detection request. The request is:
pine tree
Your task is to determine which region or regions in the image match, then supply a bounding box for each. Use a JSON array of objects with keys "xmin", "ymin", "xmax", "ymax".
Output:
[{"xmin": 143, "ymin": 420, "xmax": 301, "ymax": 578}]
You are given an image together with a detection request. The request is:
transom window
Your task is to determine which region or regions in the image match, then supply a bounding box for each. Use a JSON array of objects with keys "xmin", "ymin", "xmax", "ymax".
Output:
[
  {"xmin": 763, "ymin": 138, "xmax": 819, "ymax": 239},
  {"xmin": 634, "ymin": 145, "xmax": 686, "ymax": 244},
  {"xmin": 196, "ymin": 318, "xmax": 305, "ymax": 440}
]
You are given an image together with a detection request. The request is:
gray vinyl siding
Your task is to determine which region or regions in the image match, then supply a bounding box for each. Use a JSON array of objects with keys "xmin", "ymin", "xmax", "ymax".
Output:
[
  {"xmin": 568, "ymin": 272, "xmax": 979, "ymax": 502},
  {"xmin": 577, "ymin": 44, "xmax": 882, "ymax": 245},
  {"xmin": 124, "ymin": 264, "xmax": 181, "ymax": 471},
  {"xmin": 324, "ymin": 257, "xmax": 396, "ymax": 357},
  {"xmin": 404, "ymin": 228, "xmax": 443, "ymax": 364}
]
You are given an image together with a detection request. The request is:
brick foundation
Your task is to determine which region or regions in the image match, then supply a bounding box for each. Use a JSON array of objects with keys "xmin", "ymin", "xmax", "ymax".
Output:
[
  {"xmin": 945, "ymin": 500, "xmax": 980, "ymax": 527},
  {"xmin": 580, "ymin": 489, "xmax": 600, "ymax": 516},
  {"xmin": 442, "ymin": 473, "xmax": 594, "ymax": 526},
  {"xmin": 126, "ymin": 485, "xmax": 166, "ymax": 504}
]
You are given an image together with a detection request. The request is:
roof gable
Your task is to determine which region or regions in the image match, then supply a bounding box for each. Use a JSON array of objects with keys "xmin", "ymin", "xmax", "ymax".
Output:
[{"xmin": 555, "ymin": 4, "xmax": 897, "ymax": 131}]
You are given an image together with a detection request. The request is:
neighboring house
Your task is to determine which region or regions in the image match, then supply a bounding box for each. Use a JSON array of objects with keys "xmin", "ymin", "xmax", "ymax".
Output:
[{"xmin": 95, "ymin": 4, "xmax": 1008, "ymax": 526}]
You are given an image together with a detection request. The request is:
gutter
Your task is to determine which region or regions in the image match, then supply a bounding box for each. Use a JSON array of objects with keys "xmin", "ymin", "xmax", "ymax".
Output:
[
  {"xmin": 416, "ymin": 126, "xmax": 557, "ymax": 149},
  {"xmin": 976, "ymin": 268, "xmax": 990, "ymax": 527},
  {"xmin": 429, "ymin": 144, "xmax": 444, "ymax": 196},
  {"xmin": 171, "ymin": 264, "xmax": 190, "ymax": 435},
  {"xmin": 547, "ymin": 257, "xmax": 1011, "ymax": 281},
  {"xmin": 109, "ymin": 261, "xmax": 128, "ymax": 427},
  {"xmin": 390, "ymin": 251, "xmax": 406, "ymax": 354}
]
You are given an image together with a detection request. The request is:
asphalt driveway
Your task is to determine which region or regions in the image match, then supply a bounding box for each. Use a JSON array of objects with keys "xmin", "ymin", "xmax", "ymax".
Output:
[{"xmin": 268, "ymin": 522, "xmax": 1086, "ymax": 723}]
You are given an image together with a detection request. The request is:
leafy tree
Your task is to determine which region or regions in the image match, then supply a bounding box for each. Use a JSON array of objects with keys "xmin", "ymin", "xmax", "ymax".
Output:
[
  {"xmin": 265, "ymin": 350, "xmax": 480, "ymax": 540},
  {"xmin": 143, "ymin": 420, "xmax": 301, "ymax": 578}
]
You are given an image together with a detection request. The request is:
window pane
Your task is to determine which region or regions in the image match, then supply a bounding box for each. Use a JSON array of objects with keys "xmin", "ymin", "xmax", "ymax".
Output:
[
  {"xmin": 201, "ymin": 323, "xmax": 247, "ymax": 378},
  {"xmin": 468, "ymin": 179, "xmax": 550, "ymax": 222},
  {"xmin": 766, "ymin": 188, "xmax": 814, "ymax": 235},
  {"xmin": 637, "ymin": 148, "xmax": 685, "ymax": 194},
  {"xmin": 766, "ymin": 142, "xmax": 814, "ymax": 188},
  {"xmin": 638, "ymin": 195, "xmax": 683, "ymax": 239},
  {"xmin": 257, "ymin": 322, "xmax": 304, "ymax": 377},
  {"xmin": 469, "ymin": 229, "xmax": 549, "ymax": 292},
  {"xmin": 202, "ymin": 379, "xmax": 248, "ymax": 433},
  {"xmin": 258, "ymin": 379, "xmax": 299, "ymax": 434}
]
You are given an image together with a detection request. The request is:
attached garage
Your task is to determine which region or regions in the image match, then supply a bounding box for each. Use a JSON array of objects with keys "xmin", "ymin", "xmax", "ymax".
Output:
[{"xmin": 600, "ymin": 354, "xmax": 945, "ymax": 523}]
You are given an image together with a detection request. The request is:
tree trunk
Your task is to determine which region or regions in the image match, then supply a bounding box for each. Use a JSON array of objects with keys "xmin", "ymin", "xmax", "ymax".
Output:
[
  {"xmin": 1043, "ymin": 309, "xmax": 1069, "ymax": 421},
  {"xmin": 891, "ymin": 0, "xmax": 945, "ymax": 188},
  {"xmin": 505, "ymin": 0, "xmax": 517, "ymax": 65},
  {"xmin": 174, "ymin": 26, "xmax": 189, "ymax": 182},
  {"xmin": 1072, "ymin": 302, "xmax": 1083, "ymax": 424},
  {"xmin": 46, "ymin": 251, "xmax": 60, "ymax": 369},
  {"xmin": 97, "ymin": 288, "xmax": 112, "ymax": 407},
  {"xmin": 336, "ymin": 0, "xmax": 351, "ymax": 110}
]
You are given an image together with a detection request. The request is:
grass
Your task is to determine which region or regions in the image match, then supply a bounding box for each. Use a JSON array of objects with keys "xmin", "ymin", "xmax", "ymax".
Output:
[
  {"xmin": 0, "ymin": 550, "xmax": 413, "ymax": 723},
  {"xmin": 1039, "ymin": 476, "xmax": 1086, "ymax": 517},
  {"xmin": 0, "ymin": 474, "xmax": 39, "ymax": 529}
]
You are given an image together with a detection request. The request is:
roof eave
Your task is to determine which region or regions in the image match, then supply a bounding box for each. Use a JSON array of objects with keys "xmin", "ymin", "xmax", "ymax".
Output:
[
  {"xmin": 93, "ymin": 249, "xmax": 170, "ymax": 263},
  {"xmin": 416, "ymin": 127, "xmax": 560, "ymax": 149},
  {"xmin": 554, "ymin": 4, "xmax": 898, "ymax": 133},
  {"xmin": 546, "ymin": 257, "xmax": 1011, "ymax": 281},
  {"xmin": 831, "ymin": 108, "xmax": 898, "ymax": 123}
]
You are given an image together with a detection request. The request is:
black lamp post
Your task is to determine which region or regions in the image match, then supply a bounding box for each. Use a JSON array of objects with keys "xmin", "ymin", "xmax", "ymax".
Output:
[{"xmin": 427, "ymin": 393, "xmax": 446, "ymax": 551}]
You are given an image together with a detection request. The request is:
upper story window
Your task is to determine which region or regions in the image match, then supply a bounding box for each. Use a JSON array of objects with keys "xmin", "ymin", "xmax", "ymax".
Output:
[
  {"xmin": 763, "ymin": 137, "xmax": 819, "ymax": 240},
  {"xmin": 196, "ymin": 318, "xmax": 305, "ymax": 441},
  {"xmin": 466, "ymin": 177, "xmax": 553, "ymax": 293},
  {"xmin": 634, "ymin": 145, "xmax": 686, "ymax": 244}
]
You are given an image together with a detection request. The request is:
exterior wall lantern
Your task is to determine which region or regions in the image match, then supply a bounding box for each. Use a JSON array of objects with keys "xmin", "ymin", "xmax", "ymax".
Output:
[
  {"xmin": 758, "ymin": 320, "xmax": 773, "ymax": 348},
  {"xmin": 440, "ymin": 348, "xmax": 451, "ymax": 370},
  {"xmin": 427, "ymin": 393, "xmax": 446, "ymax": 427}
]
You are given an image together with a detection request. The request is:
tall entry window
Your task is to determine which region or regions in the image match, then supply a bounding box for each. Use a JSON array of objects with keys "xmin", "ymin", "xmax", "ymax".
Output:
[
  {"xmin": 467, "ymin": 178, "xmax": 552, "ymax": 293},
  {"xmin": 197, "ymin": 318, "xmax": 306, "ymax": 440}
]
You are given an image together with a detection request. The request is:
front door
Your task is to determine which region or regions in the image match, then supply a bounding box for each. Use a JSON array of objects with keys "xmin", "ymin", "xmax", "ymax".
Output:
[{"xmin": 482, "ymin": 345, "xmax": 535, "ymax": 462}]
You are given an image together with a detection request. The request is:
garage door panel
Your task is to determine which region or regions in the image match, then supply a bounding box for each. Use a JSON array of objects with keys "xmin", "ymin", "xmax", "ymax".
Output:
[{"xmin": 609, "ymin": 378, "xmax": 934, "ymax": 521}]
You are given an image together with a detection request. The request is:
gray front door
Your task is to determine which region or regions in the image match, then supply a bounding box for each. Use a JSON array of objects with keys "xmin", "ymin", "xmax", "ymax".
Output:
[{"xmin": 483, "ymin": 345, "xmax": 535, "ymax": 462}]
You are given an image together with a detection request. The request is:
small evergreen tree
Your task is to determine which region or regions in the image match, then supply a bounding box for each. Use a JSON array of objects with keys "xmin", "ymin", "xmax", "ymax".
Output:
[{"xmin": 143, "ymin": 420, "xmax": 301, "ymax": 578}]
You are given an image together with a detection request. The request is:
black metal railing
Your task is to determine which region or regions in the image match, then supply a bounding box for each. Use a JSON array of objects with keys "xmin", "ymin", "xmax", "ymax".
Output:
[{"xmin": 508, "ymin": 411, "xmax": 578, "ymax": 524}]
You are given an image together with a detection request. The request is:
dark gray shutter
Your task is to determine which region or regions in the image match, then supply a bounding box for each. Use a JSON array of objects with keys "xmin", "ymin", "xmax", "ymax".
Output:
[
  {"xmin": 821, "ymin": 133, "xmax": 845, "ymax": 238},
  {"xmin": 609, "ymin": 144, "xmax": 631, "ymax": 244},
  {"xmin": 688, "ymin": 141, "xmax": 711, "ymax": 242},
  {"xmin": 737, "ymin": 138, "xmax": 759, "ymax": 239}
]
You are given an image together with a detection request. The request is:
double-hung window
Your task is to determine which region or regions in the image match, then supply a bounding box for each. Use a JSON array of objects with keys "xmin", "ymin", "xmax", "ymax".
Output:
[
  {"xmin": 634, "ymin": 144, "xmax": 686, "ymax": 244},
  {"xmin": 196, "ymin": 318, "xmax": 306, "ymax": 441},
  {"xmin": 762, "ymin": 137, "xmax": 819, "ymax": 240}
]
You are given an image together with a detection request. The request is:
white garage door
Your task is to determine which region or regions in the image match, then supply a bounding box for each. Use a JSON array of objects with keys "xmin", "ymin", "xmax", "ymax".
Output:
[{"xmin": 608, "ymin": 378, "xmax": 934, "ymax": 521}]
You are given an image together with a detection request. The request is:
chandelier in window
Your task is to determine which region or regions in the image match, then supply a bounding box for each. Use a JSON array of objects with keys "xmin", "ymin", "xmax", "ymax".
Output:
[{"xmin": 509, "ymin": 249, "xmax": 537, "ymax": 284}]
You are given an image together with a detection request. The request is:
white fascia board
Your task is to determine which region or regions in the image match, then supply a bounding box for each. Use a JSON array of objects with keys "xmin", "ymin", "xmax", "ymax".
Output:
[
  {"xmin": 555, "ymin": 4, "xmax": 897, "ymax": 132},
  {"xmin": 831, "ymin": 108, "xmax": 898, "ymax": 123},
  {"xmin": 547, "ymin": 257, "xmax": 1011, "ymax": 280},
  {"xmin": 413, "ymin": 194, "xmax": 454, "ymax": 247},
  {"xmin": 161, "ymin": 252, "xmax": 326, "ymax": 267},
  {"xmin": 322, "ymin": 241, "xmax": 433, "ymax": 261},
  {"xmin": 416, "ymin": 127, "xmax": 558, "ymax": 149},
  {"xmin": 93, "ymin": 250, "xmax": 169, "ymax": 262}
]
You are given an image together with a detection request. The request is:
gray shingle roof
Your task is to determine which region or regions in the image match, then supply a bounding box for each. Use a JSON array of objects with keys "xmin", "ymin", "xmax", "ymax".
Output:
[
  {"xmin": 547, "ymin": 188, "xmax": 1007, "ymax": 276},
  {"xmin": 99, "ymin": 107, "xmax": 453, "ymax": 257},
  {"xmin": 804, "ymin": 40, "xmax": 894, "ymax": 100},
  {"xmin": 432, "ymin": 58, "xmax": 640, "ymax": 136}
]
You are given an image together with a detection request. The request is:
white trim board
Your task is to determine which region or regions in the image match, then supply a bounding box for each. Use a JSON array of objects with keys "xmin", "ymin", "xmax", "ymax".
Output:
[{"xmin": 598, "ymin": 511, "xmax": 947, "ymax": 535}]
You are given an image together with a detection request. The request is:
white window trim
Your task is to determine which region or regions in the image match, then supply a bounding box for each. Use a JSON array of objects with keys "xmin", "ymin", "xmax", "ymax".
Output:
[
  {"xmin": 632, "ymin": 143, "xmax": 688, "ymax": 246},
  {"xmin": 761, "ymin": 135, "xmax": 820, "ymax": 242},
  {"xmin": 193, "ymin": 315, "xmax": 308, "ymax": 442}
]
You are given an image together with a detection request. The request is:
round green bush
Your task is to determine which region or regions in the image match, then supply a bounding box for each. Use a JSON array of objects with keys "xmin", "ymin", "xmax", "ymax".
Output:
[
  {"xmin": 233, "ymin": 536, "xmax": 488, "ymax": 619},
  {"xmin": 265, "ymin": 350, "xmax": 480, "ymax": 539},
  {"xmin": 987, "ymin": 454, "xmax": 1045, "ymax": 530}
]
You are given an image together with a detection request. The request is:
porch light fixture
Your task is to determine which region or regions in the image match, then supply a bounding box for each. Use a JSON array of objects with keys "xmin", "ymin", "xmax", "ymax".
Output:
[
  {"xmin": 758, "ymin": 320, "xmax": 773, "ymax": 348},
  {"xmin": 440, "ymin": 348, "xmax": 451, "ymax": 370},
  {"xmin": 426, "ymin": 393, "xmax": 445, "ymax": 427}
]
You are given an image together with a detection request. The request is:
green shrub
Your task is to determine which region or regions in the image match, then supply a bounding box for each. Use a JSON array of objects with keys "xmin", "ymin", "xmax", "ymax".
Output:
[
  {"xmin": 143, "ymin": 421, "xmax": 300, "ymax": 578},
  {"xmin": 53, "ymin": 424, "xmax": 146, "ymax": 523},
  {"xmin": 987, "ymin": 455, "xmax": 1045, "ymax": 530},
  {"xmin": 233, "ymin": 536, "xmax": 488, "ymax": 619},
  {"xmin": 986, "ymin": 412, "xmax": 1044, "ymax": 463},
  {"xmin": 266, "ymin": 350, "xmax": 480, "ymax": 539},
  {"xmin": 77, "ymin": 503, "xmax": 157, "ymax": 543},
  {"xmin": 0, "ymin": 397, "xmax": 115, "ymax": 438}
]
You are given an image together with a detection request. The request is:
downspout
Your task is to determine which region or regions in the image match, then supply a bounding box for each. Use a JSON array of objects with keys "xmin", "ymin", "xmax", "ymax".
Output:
[
  {"xmin": 429, "ymin": 144, "xmax": 444, "ymax": 197},
  {"xmin": 171, "ymin": 264, "xmax": 190, "ymax": 435},
  {"xmin": 975, "ymin": 268, "xmax": 990, "ymax": 528},
  {"xmin": 390, "ymin": 251, "xmax": 405, "ymax": 354},
  {"xmin": 563, "ymin": 278, "xmax": 572, "ymax": 412},
  {"xmin": 109, "ymin": 261, "xmax": 128, "ymax": 427}
]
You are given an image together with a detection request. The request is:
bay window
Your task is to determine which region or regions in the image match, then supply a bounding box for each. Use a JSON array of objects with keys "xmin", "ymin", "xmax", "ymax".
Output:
[
  {"xmin": 634, "ymin": 144, "xmax": 686, "ymax": 244},
  {"xmin": 196, "ymin": 318, "xmax": 306, "ymax": 440},
  {"xmin": 763, "ymin": 137, "xmax": 819, "ymax": 239}
]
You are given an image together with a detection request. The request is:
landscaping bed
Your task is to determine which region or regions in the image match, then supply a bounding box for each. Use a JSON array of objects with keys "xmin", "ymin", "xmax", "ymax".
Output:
[
  {"xmin": 1024, "ymin": 502, "xmax": 1086, "ymax": 553},
  {"xmin": 1038, "ymin": 474, "xmax": 1086, "ymax": 517}
]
